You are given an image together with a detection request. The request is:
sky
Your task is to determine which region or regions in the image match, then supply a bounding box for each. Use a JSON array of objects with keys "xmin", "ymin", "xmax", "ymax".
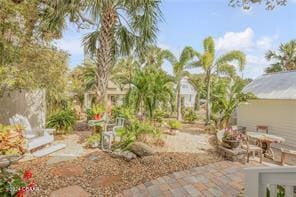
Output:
[{"xmin": 55, "ymin": 0, "xmax": 296, "ymax": 79}]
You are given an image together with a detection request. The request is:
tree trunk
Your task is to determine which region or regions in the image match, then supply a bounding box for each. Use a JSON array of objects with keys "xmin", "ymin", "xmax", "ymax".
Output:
[
  {"xmin": 195, "ymin": 93, "xmax": 200, "ymax": 111},
  {"xmin": 96, "ymin": 7, "xmax": 117, "ymax": 104},
  {"xmin": 206, "ymin": 71, "xmax": 211, "ymax": 124},
  {"xmin": 177, "ymin": 82, "xmax": 182, "ymax": 120}
]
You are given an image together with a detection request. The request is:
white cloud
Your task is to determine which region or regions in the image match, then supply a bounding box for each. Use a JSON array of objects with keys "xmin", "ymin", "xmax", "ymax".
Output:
[
  {"xmin": 256, "ymin": 36, "xmax": 273, "ymax": 51},
  {"xmin": 215, "ymin": 27, "xmax": 255, "ymax": 51},
  {"xmin": 244, "ymin": 55, "xmax": 270, "ymax": 78},
  {"xmin": 215, "ymin": 28, "xmax": 278, "ymax": 79}
]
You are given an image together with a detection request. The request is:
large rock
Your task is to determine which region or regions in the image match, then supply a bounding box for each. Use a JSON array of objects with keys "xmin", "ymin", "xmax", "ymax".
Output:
[
  {"xmin": 130, "ymin": 142, "xmax": 155, "ymax": 157},
  {"xmin": 50, "ymin": 163, "xmax": 85, "ymax": 177},
  {"xmin": 50, "ymin": 185, "xmax": 90, "ymax": 197},
  {"xmin": 111, "ymin": 150, "xmax": 137, "ymax": 161}
]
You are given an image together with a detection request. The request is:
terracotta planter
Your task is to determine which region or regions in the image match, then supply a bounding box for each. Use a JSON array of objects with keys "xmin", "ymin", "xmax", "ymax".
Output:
[{"xmin": 94, "ymin": 114, "xmax": 101, "ymax": 120}]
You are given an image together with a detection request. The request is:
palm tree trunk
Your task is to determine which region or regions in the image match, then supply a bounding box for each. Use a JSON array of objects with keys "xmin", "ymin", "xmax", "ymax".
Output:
[
  {"xmin": 96, "ymin": 7, "xmax": 117, "ymax": 103},
  {"xmin": 177, "ymin": 82, "xmax": 182, "ymax": 120},
  {"xmin": 206, "ymin": 71, "xmax": 211, "ymax": 124}
]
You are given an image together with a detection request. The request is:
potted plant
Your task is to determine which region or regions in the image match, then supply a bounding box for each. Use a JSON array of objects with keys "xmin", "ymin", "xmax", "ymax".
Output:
[
  {"xmin": 167, "ymin": 120, "xmax": 181, "ymax": 135},
  {"xmin": 91, "ymin": 104, "xmax": 105, "ymax": 120},
  {"xmin": 222, "ymin": 128, "xmax": 242, "ymax": 149},
  {"xmin": 86, "ymin": 134, "xmax": 101, "ymax": 148}
]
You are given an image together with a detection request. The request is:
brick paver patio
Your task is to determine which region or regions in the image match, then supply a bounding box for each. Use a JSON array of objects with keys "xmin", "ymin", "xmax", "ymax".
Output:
[{"xmin": 117, "ymin": 161, "xmax": 260, "ymax": 197}]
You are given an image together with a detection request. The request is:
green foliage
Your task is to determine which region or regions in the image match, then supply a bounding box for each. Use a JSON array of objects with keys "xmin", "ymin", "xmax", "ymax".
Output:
[
  {"xmin": 265, "ymin": 40, "xmax": 296, "ymax": 73},
  {"xmin": 183, "ymin": 108, "xmax": 198, "ymax": 123},
  {"xmin": 211, "ymin": 77, "xmax": 252, "ymax": 128},
  {"xmin": 229, "ymin": 0, "xmax": 287, "ymax": 10},
  {"xmin": 111, "ymin": 106, "xmax": 135, "ymax": 121},
  {"xmin": 0, "ymin": 171, "xmax": 26, "ymax": 197},
  {"xmin": 114, "ymin": 120, "xmax": 160, "ymax": 150},
  {"xmin": 153, "ymin": 109, "xmax": 168, "ymax": 123},
  {"xmin": 46, "ymin": 109, "xmax": 76, "ymax": 134},
  {"xmin": 189, "ymin": 36, "xmax": 246, "ymax": 124},
  {"xmin": 91, "ymin": 104, "xmax": 105, "ymax": 115},
  {"xmin": 167, "ymin": 120, "xmax": 181, "ymax": 129},
  {"xmin": 86, "ymin": 134, "xmax": 101, "ymax": 147},
  {"xmin": 127, "ymin": 66, "xmax": 174, "ymax": 120}
]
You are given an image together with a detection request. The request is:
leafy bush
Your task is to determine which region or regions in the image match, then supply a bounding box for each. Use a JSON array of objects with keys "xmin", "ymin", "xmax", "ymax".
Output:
[
  {"xmin": 153, "ymin": 109, "xmax": 167, "ymax": 123},
  {"xmin": 86, "ymin": 134, "xmax": 101, "ymax": 147},
  {"xmin": 46, "ymin": 109, "xmax": 76, "ymax": 134},
  {"xmin": 86, "ymin": 108, "xmax": 94, "ymax": 120},
  {"xmin": 111, "ymin": 106, "xmax": 135, "ymax": 121},
  {"xmin": 114, "ymin": 120, "xmax": 160, "ymax": 150},
  {"xmin": 91, "ymin": 104, "xmax": 105, "ymax": 115},
  {"xmin": 183, "ymin": 108, "xmax": 198, "ymax": 123},
  {"xmin": 167, "ymin": 120, "xmax": 181, "ymax": 129},
  {"xmin": 0, "ymin": 125, "xmax": 25, "ymax": 155}
]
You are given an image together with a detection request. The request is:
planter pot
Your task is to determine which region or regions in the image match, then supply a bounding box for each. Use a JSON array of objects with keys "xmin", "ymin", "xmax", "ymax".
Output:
[
  {"xmin": 222, "ymin": 139, "xmax": 240, "ymax": 149},
  {"xmin": 94, "ymin": 114, "xmax": 101, "ymax": 120}
]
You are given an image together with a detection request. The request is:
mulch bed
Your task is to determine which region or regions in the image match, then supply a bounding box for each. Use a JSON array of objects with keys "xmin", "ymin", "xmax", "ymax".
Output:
[{"xmin": 13, "ymin": 151, "xmax": 222, "ymax": 196}]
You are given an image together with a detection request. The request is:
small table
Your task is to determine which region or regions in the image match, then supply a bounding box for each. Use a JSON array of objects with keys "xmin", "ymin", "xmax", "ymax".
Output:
[
  {"xmin": 247, "ymin": 132, "xmax": 285, "ymax": 160},
  {"xmin": 88, "ymin": 119, "xmax": 105, "ymax": 134}
]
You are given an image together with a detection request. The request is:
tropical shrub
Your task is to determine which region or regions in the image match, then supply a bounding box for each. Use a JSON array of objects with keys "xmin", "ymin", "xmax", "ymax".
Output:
[
  {"xmin": 0, "ymin": 125, "xmax": 25, "ymax": 155},
  {"xmin": 86, "ymin": 134, "xmax": 101, "ymax": 148},
  {"xmin": 111, "ymin": 106, "xmax": 135, "ymax": 121},
  {"xmin": 152, "ymin": 109, "xmax": 167, "ymax": 123},
  {"xmin": 114, "ymin": 120, "xmax": 160, "ymax": 150},
  {"xmin": 167, "ymin": 120, "xmax": 181, "ymax": 129},
  {"xmin": 46, "ymin": 109, "xmax": 76, "ymax": 134},
  {"xmin": 183, "ymin": 108, "xmax": 198, "ymax": 123},
  {"xmin": 211, "ymin": 78, "xmax": 252, "ymax": 129}
]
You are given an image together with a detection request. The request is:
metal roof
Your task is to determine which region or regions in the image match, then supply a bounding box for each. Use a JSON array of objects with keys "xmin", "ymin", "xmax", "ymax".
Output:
[{"xmin": 243, "ymin": 71, "xmax": 296, "ymax": 100}]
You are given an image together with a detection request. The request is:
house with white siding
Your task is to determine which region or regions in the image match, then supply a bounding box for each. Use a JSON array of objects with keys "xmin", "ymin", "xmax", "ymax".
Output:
[
  {"xmin": 237, "ymin": 71, "xmax": 296, "ymax": 148},
  {"xmin": 180, "ymin": 77, "xmax": 197, "ymax": 108}
]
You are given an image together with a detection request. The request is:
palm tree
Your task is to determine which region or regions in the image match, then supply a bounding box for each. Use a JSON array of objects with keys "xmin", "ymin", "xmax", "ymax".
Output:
[
  {"xmin": 127, "ymin": 66, "xmax": 174, "ymax": 120},
  {"xmin": 41, "ymin": 0, "xmax": 161, "ymax": 102},
  {"xmin": 163, "ymin": 47, "xmax": 197, "ymax": 120},
  {"xmin": 265, "ymin": 40, "xmax": 296, "ymax": 73},
  {"xmin": 190, "ymin": 37, "xmax": 246, "ymax": 124}
]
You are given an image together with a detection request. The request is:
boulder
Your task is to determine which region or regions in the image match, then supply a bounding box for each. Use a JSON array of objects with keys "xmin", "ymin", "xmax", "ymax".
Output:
[
  {"xmin": 130, "ymin": 142, "xmax": 155, "ymax": 157},
  {"xmin": 111, "ymin": 150, "xmax": 137, "ymax": 161}
]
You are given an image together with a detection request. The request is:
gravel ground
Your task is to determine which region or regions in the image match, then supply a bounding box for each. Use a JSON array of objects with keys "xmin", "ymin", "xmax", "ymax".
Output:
[{"xmin": 13, "ymin": 151, "xmax": 222, "ymax": 196}]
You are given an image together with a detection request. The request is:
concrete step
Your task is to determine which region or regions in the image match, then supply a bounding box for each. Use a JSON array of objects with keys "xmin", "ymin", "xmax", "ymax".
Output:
[{"xmin": 32, "ymin": 143, "xmax": 66, "ymax": 157}]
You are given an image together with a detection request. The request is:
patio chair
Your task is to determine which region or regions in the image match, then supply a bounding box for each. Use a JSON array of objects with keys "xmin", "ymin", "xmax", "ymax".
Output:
[
  {"xmin": 256, "ymin": 125, "xmax": 268, "ymax": 133},
  {"xmin": 241, "ymin": 135, "xmax": 263, "ymax": 163},
  {"xmin": 101, "ymin": 117, "xmax": 125, "ymax": 151},
  {"xmin": 9, "ymin": 114, "xmax": 65, "ymax": 157}
]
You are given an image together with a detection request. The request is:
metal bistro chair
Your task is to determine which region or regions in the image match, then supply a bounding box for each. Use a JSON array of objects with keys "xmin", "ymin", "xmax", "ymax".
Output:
[
  {"xmin": 101, "ymin": 117, "xmax": 125, "ymax": 151},
  {"xmin": 241, "ymin": 134, "xmax": 263, "ymax": 163}
]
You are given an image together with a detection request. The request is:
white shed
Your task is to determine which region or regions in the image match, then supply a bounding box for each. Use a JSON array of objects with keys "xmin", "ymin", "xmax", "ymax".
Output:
[{"xmin": 238, "ymin": 71, "xmax": 296, "ymax": 148}]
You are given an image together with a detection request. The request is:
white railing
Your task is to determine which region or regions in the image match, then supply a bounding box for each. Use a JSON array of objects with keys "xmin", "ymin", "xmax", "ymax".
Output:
[{"xmin": 245, "ymin": 166, "xmax": 296, "ymax": 197}]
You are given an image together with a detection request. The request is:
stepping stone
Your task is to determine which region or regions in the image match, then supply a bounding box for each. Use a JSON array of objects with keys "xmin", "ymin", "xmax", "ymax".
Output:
[
  {"xmin": 50, "ymin": 185, "xmax": 90, "ymax": 197},
  {"xmin": 50, "ymin": 163, "xmax": 85, "ymax": 177},
  {"xmin": 92, "ymin": 175, "xmax": 121, "ymax": 187},
  {"xmin": 32, "ymin": 143, "xmax": 66, "ymax": 157}
]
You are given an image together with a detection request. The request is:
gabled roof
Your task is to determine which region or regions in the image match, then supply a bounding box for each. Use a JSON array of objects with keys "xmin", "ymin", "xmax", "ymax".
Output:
[{"xmin": 243, "ymin": 71, "xmax": 296, "ymax": 100}]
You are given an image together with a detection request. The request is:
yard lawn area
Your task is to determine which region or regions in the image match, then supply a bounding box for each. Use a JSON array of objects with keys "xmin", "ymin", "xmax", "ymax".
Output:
[{"xmin": 12, "ymin": 123, "xmax": 222, "ymax": 196}]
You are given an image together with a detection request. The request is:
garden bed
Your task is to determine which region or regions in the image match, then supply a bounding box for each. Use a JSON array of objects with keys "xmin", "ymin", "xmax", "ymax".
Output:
[{"xmin": 13, "ymin": 151, "xmax": 222, "ymax": 196}]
